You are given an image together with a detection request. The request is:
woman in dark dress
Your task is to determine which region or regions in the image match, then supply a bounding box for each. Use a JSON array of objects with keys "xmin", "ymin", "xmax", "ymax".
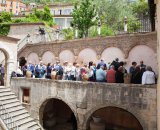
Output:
[
  {"xmin": 115, "ymin": 66, "xmax": 124, "ymax": 83},
  {"xmin": 131, "ymin": 66, "xmax": 142, "ymax": 84},
  {"xmin": 46, "ymin": 63, "xmax": 52, "ymax": 79}
]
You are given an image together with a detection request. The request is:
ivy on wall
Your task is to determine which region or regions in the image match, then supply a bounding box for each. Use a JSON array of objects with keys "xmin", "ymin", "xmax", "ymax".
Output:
[{"xmin": 0, "ymin": 24, "xmax": 10, "ymax": 36}]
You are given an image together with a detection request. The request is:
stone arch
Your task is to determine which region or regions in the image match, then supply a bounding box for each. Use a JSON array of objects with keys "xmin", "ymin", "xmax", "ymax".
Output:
[
  {"xmin": 42, "ymin": 51, "xmax": 56, "ymax": 64},
  {"xmin": 77, "ymin": 48, "xmax": 97, "ymax": 65},
  {"xmin": 84, "ymin": 104, "xmax": 146, "ymax": 130},
  {"xmin": 127, "ymin": 45, "xmax": 157, "ymax": 73},
  {"xmin": 0, "ymin": 44, "xmax": 13, "ymax": 60},
  {"xmin": 0, "ymin": 45, "xmax": 15, "ymax": 86},
  {"xmin": 27, "ymin": 52, "xmax": 39, "ymax": 65},
  {"xmin": 59, "ymin": 50, "xmax": 75, "ymax": 64},
  {"xmin": 39, "ymin": 97, "xmax": 78, "ymax": 128},
  {"xmin": 101, "ymin": 47, "xmax": 125, "ymax": 64}
]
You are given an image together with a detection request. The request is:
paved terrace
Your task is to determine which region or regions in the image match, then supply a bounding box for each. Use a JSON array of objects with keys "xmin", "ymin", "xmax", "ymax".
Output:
[{"xmin": 11, "ymin": 78, "xmax": 156, "ymax": 130}]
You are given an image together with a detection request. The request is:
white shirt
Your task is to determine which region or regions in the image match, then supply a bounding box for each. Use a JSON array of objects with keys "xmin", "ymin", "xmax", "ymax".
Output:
[{"xmin": 142, "ymin": 71, "xmax": 155, "ymax": 85}]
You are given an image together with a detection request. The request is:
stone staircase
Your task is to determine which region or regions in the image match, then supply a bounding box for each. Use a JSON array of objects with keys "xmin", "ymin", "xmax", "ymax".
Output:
[{"xmin": 0, "ymin": 86, "xmax": 43, "ymax": 130}]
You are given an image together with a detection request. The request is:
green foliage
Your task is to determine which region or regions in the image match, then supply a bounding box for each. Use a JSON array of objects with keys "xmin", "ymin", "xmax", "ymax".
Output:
[
  {"xmin": 0, "ymin": 12, "xmax": 12, "ymax": 36},
  {"xmin": 131, "ymin": 0, "xmax": 149, "ymax": 18},
  {"xmin": 0, "ymin": 12, "xmax": 12, "ymax": 23},
  {"xmin": 62, "ymin": 28, "xmax": 74, "ymax": 40},
  {"xmin": 90, "ymin": 24, "xmax": 114, "ymax": 37},
  {"xmin": 128, "ymin": 19, "xmax": 141, "ymax": 33},
  {"xmin": 72, "ymin": 0, "xmax": 97, "ymax": 38},
  {"xmin": 94, "ymin": 0, "xmax": 135, "ymax": 26},
  {"xmin": 0, "ymin": 24, "xmax": 10, "ymax": 36}
]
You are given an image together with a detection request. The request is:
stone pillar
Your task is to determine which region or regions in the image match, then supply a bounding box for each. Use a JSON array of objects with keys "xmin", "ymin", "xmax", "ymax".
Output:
[
  {"xmin": 157, "ymin": 0, "xmax": 160, "ymax": 130},
  {"xmin": 6, "ymin": 59, "xmax": 15, "ymax": 87}
]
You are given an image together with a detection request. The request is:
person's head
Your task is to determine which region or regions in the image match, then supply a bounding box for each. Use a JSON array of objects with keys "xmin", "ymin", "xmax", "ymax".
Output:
[
  {"xmin": 146, "ymin": 66, "xmax": 152, "ymax": 71},
  {"xmin": 140, "ymin": 61, "xmax": 144, "ymax": 65},
  {"xmin": 0, "ymin": 64, "xmax": 2, "ymax": 67},
  {"xmin": 73, "ymin": 62, "xmax": 77, "ymax": 66},
  {"xmin": 115, "ymin": 58, "xmax": 119, "ymax": 62},
  {"xmin": 100, "ymin": 65, "xmax": 104, "ymax": 70},
  {"xmin": 119, "ymin": 61, "xmax": 124, "ymax": 66},
  {"xmin": 93, "ymin": 63, "xmax": 96, "ymax": 67},
  {"xmin": 132, "ymin": 62, "xmax": 137, "ymax": 66},
  {"xmin": 110, "ymin": 65, "xmax": 115, "ymax": 70},
  {"xmin": 40, "ymin": 61, "xmax": 43, "ymax": 66},
  {"xmin": 47, "ymin": 63, "xmax": 51, "ymax": 67},
  {"xmin": 89, "ymin": 61, "xmax": 93, "ymax": 66},
  {"xmin": 56, "ymin": 61, "xmax": 60, "ymax": 64},
  {"xmin": 63, "ymin": 61, "xmax": 68, "ymax": 66},
  {"xmin": 68, "ymin": 63, "xmax": 72, "ymax": 67},
  {"xmin": 118, "ymin": 66, "xmax": 123, "ymax": 72},
  {"xmin": 84, "ymin": 64, "xmax": 87, "ymax": 68},
  {"xmin": 100, "ymin": 59, "xmax": 104, "ymax": 63},
  {"xmin": 135, "ymin": 65, "xmax": 141, "ymax": 72},
  {"xmin": 76, "ymin": 64, "xmax": 80, "ymax": 68}
]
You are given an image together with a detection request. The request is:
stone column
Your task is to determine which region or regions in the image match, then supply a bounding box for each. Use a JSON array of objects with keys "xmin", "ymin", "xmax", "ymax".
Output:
[
  {"xmin": 6, "ymin": 59, "xmax": 15, "ymax": 87},
  {"xmin": 157, "ymin": 0, "xmax": 160, "ymax": 130}
]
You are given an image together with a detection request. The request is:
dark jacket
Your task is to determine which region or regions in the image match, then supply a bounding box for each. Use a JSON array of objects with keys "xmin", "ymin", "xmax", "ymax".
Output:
[{"xmin": 115, "ymin": 71, "xmax": 124, "ymax": 83}]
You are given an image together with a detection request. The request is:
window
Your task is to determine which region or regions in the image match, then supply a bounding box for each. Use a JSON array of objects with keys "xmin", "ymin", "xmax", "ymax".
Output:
[
  {"xmin": 64, "ymin": 9, "xmax": 72, "ymax": 15},
  {"xmin": 51, "ymin": 9, "xmax": 55, "ymax": 15},
  {"xmin": 16, "ymin": 2, "xmax": 18, "ymax": 8},
  {"xmin": 58, "ymin": 9, "xmax": 62, "ymax": 15},
  {"xmin": 22, "ymin": 88, "xmax": 30, "ymax": 104}
]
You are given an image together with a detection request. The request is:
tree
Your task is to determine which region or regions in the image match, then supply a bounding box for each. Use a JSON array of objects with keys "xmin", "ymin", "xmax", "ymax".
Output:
[
  {"xmin": 72, "ymin": 0, "xmax": 97, "ymax": 38},
  {"xmin": 93, "ymin": 0, "xmax": 135, "ymax": 28},
  {"xmin": 0, "ymin": 12, "xmax": 12, "ymax": 35},
  {"xmin": 131, "ymin": 0, "xmax": 149, "ymax": 18}
]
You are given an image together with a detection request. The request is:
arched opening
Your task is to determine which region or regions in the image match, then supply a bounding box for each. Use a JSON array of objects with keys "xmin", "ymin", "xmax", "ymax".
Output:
[
  {"xmin": 40, "ymin": 98, "xmax": 77, "ymax": 130},
  {"xmin": 0, "ymin": 50, "xmax": 7, "ymax": 86},
  {"xmin": 59, "ymin": 50, "xmax": 75, "ymax": 64},
  {"xmin": 87, "ymin": 106, "xmax": 143, "ymax": 130},
  {"xmin": 27, "ymin": 52, "xmax": 39, "ymax": 65},
  {"xmin": 101, "ymin": 47, "xmax": 125, "ymax": 64},
  {"xmin": 127, "ymin": 45, "xmax": 157, "ymax": 74},
  {"xmin": 78, "ymin": 48, "xmax": 97, "ymax": 65},
  {"xmin": 42, "ymin": 51, "xmax": 56, "ymax": 65}
]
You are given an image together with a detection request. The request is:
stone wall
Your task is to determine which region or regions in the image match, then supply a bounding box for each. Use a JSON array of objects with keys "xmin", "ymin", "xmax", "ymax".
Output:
[
  {"xmin": 11, "ymin": 78, "xmax": 157, "ymax": 130},
  {"xmin": 18, "ymin": 32, "xmax": 158, "ymax": 73},
  {"xmin": 8, "ymin": 23, "xmax": 45, "ymax": 39}
]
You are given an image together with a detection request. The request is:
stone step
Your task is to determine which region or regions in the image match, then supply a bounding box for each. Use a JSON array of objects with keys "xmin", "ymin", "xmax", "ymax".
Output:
[
  {"xmin": 0, "ymin": 88, "xmax": 11, "ymax": 93},
  {"xmin": 6, "ymin": 105, "xmax": 25, "ymax": 114},
  {"xmin": 29, "ymin": 124, "xmax": 41, "ymax": 130},
  {"xmin": 0, "ymin": 92, "xmax": 15, "ymax": 97},
  {"xmin": 3, "ymin": 102, "xmax": 21, "ymax": 109},
  {"xmin": 4, "ymin": 113, "xmax": 30, "ymax": 123},
  {"xmin": 19, "ymin": 121, "xmax": 38, "ymax": 130},
  {"xmin": 9, "ymin": 117, "xmax": 34, "ymax": 129},
  {"xmin": 1, "ymin": 98, "xmax": 19, "ymax": 105},
  {"xmin": 0, "ymin": 95, "xmax": 17, "ymax": 101},
  {"xmin": 0, "ymin": 86, "xmax": 6, "ymax": 89},
  {"xmin": 10, "ymin": 109, "xmax": 28, "ymax": 118}
]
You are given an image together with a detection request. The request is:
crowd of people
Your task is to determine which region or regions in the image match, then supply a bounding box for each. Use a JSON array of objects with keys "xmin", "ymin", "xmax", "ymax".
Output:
[{"xmin": 14, "ymin": 58, "xmax": 157, "ymax": 85}]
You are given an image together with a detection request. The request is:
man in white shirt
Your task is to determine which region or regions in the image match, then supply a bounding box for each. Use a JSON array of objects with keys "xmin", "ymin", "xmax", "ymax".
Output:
[{"xmin": 142, "ymin": 66, "xmax": 155, "ymax": 85}]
